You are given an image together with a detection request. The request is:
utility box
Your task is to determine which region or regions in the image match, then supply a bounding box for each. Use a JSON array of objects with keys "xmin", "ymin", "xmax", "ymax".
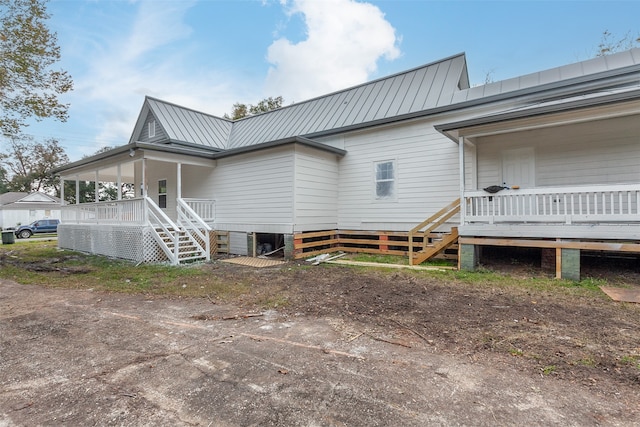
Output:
[{"xmin": 2, "ymin": 231, "xmax": 15, "ymax": 244}]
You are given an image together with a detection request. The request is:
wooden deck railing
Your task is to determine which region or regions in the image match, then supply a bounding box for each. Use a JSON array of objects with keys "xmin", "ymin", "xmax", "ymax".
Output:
[{"xmin": 464, "ymin": 184, "xmax": 640, "ymax": 225}]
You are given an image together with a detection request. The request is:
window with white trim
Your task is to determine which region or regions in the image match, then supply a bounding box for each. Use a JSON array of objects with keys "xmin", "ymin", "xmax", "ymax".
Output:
[
  {"xmin": 148, "ymin": 120, "xmax": 156, "ymax": 138},
  {"xmin": 158, "ymin": 179, "xmax": 167, "ymax": 208},
  {"xmin": 374, "ymin": 160, "xmax": 395, "ymax": 199}
]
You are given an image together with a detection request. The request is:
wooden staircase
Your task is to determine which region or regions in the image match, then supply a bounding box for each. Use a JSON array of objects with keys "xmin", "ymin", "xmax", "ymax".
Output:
[
  {"xmin": 156, "ymin": 227, "xmax": 208, "ymax": 263},
  {"xmin": 409, "ymin": 199, "xmax": 460, "ymax": 265}
]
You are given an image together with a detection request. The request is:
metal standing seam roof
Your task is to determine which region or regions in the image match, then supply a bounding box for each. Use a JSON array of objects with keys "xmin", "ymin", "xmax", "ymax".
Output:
[
  {"xmin": 140, "ymin": 97, "xmax": 232, "ymax": 150},
  {"xmin": 225, "ymin": 53, "xmax": 469, "ymax": 149},
  {"xmin": 452, "ymin": 48, "xmax": 640, "ymax": 104},
  {"xmin": 132, "ymin": 48, "xmax": 640, "ymax": 154}
]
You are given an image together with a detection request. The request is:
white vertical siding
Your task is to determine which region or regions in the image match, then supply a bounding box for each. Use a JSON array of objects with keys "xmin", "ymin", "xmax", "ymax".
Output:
[
  {"xmin": 229, "ymin": 231, "xmax": 248, "ymax": 255},
  {"xmin": 181, "ymin": 164, "xmax": 215, "ymax": 198},
  {"xmin": 476, "ymin": 115, "xmax": 640, "ymax": 188},
  {"xmin": 326, "ymin": 118, "xmax": 460, "ymax": 231},
  {"xmin": 293, "ymin": 145, "xmax": 339, "ymax": 232},
  {"xmin": 144, "ymin": 160, "xmax": 177, "ymax": 219},
  {"xmin": 192, "ymin": 146, "xmax": 295, "ymax": 234}
]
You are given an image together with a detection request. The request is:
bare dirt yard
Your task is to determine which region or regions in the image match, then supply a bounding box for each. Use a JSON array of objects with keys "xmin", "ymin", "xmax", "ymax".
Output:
[{"xmin": 1, "ymin": 250, "xmax": 640, "ymax": 426}]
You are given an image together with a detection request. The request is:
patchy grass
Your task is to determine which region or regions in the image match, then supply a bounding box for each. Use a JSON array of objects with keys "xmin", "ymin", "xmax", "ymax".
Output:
[
  {"xmin": 0, "ymin": 242, "xmax": 249, "ymax": 302},
  {"xmin": 345, "ymin": 252, "xmax": 456, "ymax": 267},
  {"xmin": 0, "ymin": 241, "xmax": 621, "ymax": 303}
]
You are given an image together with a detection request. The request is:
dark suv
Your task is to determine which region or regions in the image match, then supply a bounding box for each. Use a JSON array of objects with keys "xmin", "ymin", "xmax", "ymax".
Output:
[{"xmin": 14, "ymin": 219, "xmax": 60, "ymax": 239}]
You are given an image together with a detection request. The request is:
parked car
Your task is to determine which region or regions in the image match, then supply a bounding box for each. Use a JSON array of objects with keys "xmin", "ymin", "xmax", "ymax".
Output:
[{"xmin": 14, "ymin": 219, "xmax": 60, "ymax": 239}]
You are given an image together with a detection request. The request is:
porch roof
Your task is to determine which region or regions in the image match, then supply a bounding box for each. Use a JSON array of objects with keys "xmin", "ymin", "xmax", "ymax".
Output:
[
  {"xmin": 53, "ymin": 136, "xmax": 346, "ymax": 176},
  {"xmin": 436, "ymin": 85, "xmax": 640, "ymax": 141}
]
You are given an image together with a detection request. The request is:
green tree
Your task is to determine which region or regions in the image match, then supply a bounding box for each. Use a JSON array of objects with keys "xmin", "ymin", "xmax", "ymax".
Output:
[
  {"xmin": 0, "ymin": 165, "xmax": 9, "ymax": 193},
  {"xmin": 0, "ymin": 0, "xmax": 73, "ymax": 136},
  {"xmin": 61, "ymin": 146, "xmax": 135, "ymax": 204},
  {"xmin": 224, "ymin": 96, "xmax": 284, "ymax": 120},
  {"xmin": 0, "ymin": 134, "xmax": 68, "ymax": 193}
]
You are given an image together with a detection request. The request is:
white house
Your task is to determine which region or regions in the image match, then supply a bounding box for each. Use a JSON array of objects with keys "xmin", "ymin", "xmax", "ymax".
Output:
[
  {"xmin": 53, "ymin": 48, "xmax": 640, "ymax": 279},
  {"xmin": 0, "ymin": 192, "xmax": 61, "ymax": 230}
]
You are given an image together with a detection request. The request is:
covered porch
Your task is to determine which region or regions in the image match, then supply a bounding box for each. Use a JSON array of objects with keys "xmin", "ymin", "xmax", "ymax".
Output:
[
  {"xmin": 437, "ymin": 89, "xmax": 640, "ymax": 278},
  {"xmin": 56, "ymin": 143, "xmax": 217, "ymax": 265}
]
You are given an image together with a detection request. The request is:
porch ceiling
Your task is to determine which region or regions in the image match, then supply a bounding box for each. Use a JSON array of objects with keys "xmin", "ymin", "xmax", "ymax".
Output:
[
  {"xmin": 63, "ymin": 161, "xmax": 136, "ymax": 182},
  {"xmin": 437, "ymin": 88, "xmax": 640, "ymax": 141}
]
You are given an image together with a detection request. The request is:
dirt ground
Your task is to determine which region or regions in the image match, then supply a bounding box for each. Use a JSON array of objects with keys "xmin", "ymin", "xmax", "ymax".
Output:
[{"xmin": 1, "ymin": 255, "xmax": 640, "ymax": 426}]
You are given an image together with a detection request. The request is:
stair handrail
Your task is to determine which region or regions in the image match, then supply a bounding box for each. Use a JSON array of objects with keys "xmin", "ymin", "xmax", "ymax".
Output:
[
  {"xmin": 177, "ymin": 198, "xmax": 211, "ymax": 261},
  {"xmin": 408, "ymin": 198, "xmax": 460, "ymax": 264},
  {"xmin": 145, "ymin": 196, "xmax": 179, "ymax": 264}
]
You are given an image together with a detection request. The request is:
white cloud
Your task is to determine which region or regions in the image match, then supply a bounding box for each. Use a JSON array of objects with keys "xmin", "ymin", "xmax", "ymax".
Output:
[
  {"xmin": 69, "ymin": 0, "xmax": 245, "ymax": 156},
  {"xmin": 265, "ymin": 0, "xmax": 401, "ymax": 102}
]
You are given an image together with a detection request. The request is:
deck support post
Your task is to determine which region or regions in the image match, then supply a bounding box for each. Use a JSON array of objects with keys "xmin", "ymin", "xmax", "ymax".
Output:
[
  {"xmin": 561, "ymin": 248, "xmax": 581, "ymax": 281},
  {"xmin": 284, "ymin": 234, "xmax": 295, "ymax": 260},
  {"xmin": 459, "ymin": 243, "xmax": 478, "ymax": 271}
]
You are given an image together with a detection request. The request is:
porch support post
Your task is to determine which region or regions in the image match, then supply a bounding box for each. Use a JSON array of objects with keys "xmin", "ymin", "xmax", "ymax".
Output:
[
  {"xmin": 117, "ymin": 164, "xmax": 122, "ymax": 200},
  {"xmin": 142, "ymin": 158, "xmax": 147, "ymax": 198},
  {"xmin": 142, "ymin": 158, "xmax": 148, "ymax": 225},
  {"xmin": 177, "ymin": 162, "xmax": 182, "ymax": 199},
  {"xmin": 75, "ymin": 174, "xmax": 80, "ymax": 223},
  {"xmin": 458, "ymin": 136, "xmax": 466, "ymax": 225},
  {"xmin": 94, "ymin": 170, "xmax": 99, "ymax": 203},
  {"xmin": 60, "ymin": 176, "xmax": 65, "ymax": 206}
]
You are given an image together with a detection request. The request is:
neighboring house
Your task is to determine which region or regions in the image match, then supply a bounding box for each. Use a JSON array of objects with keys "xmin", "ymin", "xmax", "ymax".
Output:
[
  {"xmin": 53, "ymin": 48, "xmax": 640, "ymax": 279},
  {"xmin": 0, "ymin": 192, "xmax": 61, "ymax": 230}
]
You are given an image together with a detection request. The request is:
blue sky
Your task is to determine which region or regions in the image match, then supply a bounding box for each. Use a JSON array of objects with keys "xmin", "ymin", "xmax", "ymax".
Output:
[{"xmin": 12, "ymin": 0, "xmax": 640, "ymax": 161}]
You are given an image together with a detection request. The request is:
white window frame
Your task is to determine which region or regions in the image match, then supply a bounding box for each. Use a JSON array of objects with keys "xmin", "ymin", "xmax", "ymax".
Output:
[
  {"xmin": 148, "ymin": 120, "xmax": 156, "ymax": 138},
  {"xmin": 158, "ymin": 179, "xmax": 167, "ymax": 209},
  {"xmin": 374, "ymin": 159, "xmax": 397, "ymax": 200}
]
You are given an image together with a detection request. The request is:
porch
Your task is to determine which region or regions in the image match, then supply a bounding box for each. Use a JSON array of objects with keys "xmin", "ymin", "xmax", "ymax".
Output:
[
  {"xmin": 59, "ymin": 197, "xmax": 218, "ymax": 265},
  {"xmin": 436, "ymin": 92, "xmax": 640, "ymax": 279},
  {"xmin": 56, "ymin": 144, "xmax": 219, "ymax": 265},
  {"xmin": 461, "ymin": 183, "xmax": 640, "ymax": 239}
]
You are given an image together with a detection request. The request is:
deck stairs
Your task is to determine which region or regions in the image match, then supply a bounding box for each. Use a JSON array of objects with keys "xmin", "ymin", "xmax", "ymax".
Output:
[
  {"xmin": 146, "ymin": 196, "xmax": 212, "ymax": 265},
  {"xmin": 409, "ymin": 199, "xmax": 460, "ymax": 265},
  {"xmin": 155, "ymin": 227, "xmax": 208, "ymax": 263}
]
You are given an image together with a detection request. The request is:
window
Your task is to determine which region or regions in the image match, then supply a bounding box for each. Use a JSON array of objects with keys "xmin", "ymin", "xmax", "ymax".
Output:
[
  {"xmin": 158, "ymin": 179, "xmax": 167, "ymax": 208},
  {"xmin": 148, "ymin": 120, "xmax": 156, "ymax": 138},
  {"xmin": 375, "ymin": 160, "xmax": 395, "ymax": 199}
]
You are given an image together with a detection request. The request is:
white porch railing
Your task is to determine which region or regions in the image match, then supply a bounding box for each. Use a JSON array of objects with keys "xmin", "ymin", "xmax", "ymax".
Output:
[
  {"xmin": 464, "ymin": 183, "xmax": 640, "ymax": 225},
  {"xmin": 177, "ymin": 198, "xmax": 211, "ymax": 262},
  {"xmin": 61, "ymin": 198, "xmax": 146, "ymax": 224},
  {"xmin": 145, "ymin": 196, "xmax": 180, "ymax": 264},
  {"xmin": 60, "ymin": 197, "xmax": 215, "ymax": 265},
  {"xmin": 182, "ymin": 198, "xmax": 215, "ymax": 222}
]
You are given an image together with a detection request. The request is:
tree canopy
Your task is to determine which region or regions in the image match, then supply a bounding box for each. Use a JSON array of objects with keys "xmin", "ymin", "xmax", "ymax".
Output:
[
  {"xmin": 0, "ymin": 0, "xmax": 73, "ymax": 136},
  {"xmin": 224, "ymin": 96, "xmax": 284, "ymax": 120},
  {"xmin": 0, "ymin": 135, "xmax": 68, "ymax": 194}
]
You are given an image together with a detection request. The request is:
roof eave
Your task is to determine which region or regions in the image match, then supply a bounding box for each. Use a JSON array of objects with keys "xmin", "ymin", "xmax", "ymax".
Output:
[
  {"xmin": 211, "ymin": 136, "xmax": 346, "ymax": 159},
  {"xmin": 435, "ymin": 87, "xmax": 640, "ymax": 142},
  {"xmin": 52, "ymin": 142, "xmax": 218, "ymax": 175}
]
